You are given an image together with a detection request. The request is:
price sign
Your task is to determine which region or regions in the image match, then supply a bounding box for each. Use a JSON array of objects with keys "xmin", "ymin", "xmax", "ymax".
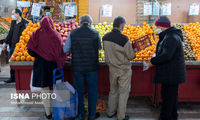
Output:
[
  {"xmin": 102, "ymin": 4, "xmax": 112, "ymax": 17},
  {"xmin": 161, "ymin": 3, "xmax": 171, "ymax": 15},
  {"xmin": 189, "ymin": 3, "xmax": 199, "ymax": 15},
  {"xmin": 144, "ymin": 2, "xmax": 152, "ymax": 15},
  {"xmin": 17, "ymin": 1, "xmax": 31, "ymax": 8},
  {"xmin": 64, "ymin": 3, "xmax": 74, "ymax": 17},
  {"xmin": 31, "ymin": 3, "xmax": 41, "ymax": 17}
]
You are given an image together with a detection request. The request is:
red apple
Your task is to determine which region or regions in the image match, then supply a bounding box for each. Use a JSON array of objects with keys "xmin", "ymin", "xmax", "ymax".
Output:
[
  {"xmin": 74, "ymin": 22, "xmax": 78, "ymax": 26},
  {"xmin": 63, "ymin": 21, "xmax": 67, "ymax": 25},
  {"xmin": 70, "ymin": 20, "xmax": 73, "ymax": 24},
  {"xmin": 60, "ymin": 30, "xmax": 64, "ymax": 33},
  {"xmin": 64, "ymin": 28, "xmax": 68, "ymax": 32},
  {"xmin": 68, "ymin": 28, "xmax": 72, "ymax": 31}
]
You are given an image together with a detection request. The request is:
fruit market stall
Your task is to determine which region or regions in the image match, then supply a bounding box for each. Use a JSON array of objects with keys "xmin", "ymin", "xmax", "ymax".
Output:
[
  {"xmin": 9, "ymin": 61, "xmax": 200, "ymax": 105},
  {"xmin": 6, "ymin": 12, "xmax": 200, "ymax": 104}
]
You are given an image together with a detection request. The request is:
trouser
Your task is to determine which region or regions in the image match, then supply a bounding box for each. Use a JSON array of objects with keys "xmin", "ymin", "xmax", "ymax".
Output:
[
  {"xmin": 41, "ymin": 87, "xmax": 52, "ymax": 116},
  {"xmin": 73, "ymin": 71, "xmax": 98, "ymax": 118},
  {"xmin": 107, "ymin": 67, "xmax": 132, "ymax": 120},
  {"xmin": 10, "ymin": 47, "xmax": 15, "ymax": 81},
  {"xmin": 159, "ymin": 84, "xmax": 179, "ymax": 120}
]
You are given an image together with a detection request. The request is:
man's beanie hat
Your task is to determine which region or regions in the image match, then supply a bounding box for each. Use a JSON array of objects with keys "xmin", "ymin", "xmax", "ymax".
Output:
[{"xmin": 155, "ymin": 16, "xmax": 171, "ymax": 28}]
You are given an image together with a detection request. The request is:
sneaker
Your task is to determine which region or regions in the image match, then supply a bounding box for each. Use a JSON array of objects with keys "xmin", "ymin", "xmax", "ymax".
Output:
[{"xmin": 88, "ymin": 112, "xmax": 100, "ymax": 120}]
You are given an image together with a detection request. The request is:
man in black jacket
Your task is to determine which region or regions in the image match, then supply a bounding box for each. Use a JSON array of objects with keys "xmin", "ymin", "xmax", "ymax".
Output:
[
  {"xmin": 150, "ymin": 16, "xmax": 186, "ymax": 120},
  {"xmin": 63, "ymin": 15, "xmax": 102, "ymax": 120},
  {"xmin": 3, "ymin": 8, "xmax": 28, "ymax": 83}
]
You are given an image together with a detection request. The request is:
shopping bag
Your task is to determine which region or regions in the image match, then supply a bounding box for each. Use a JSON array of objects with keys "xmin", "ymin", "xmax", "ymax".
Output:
[
  {"xmin": 30, "ymin": 71, "xmax": 42, "ymax": 92},
  {"xmin": 53, "ymin": 68, "xmax": 78, "ymax": 120}
]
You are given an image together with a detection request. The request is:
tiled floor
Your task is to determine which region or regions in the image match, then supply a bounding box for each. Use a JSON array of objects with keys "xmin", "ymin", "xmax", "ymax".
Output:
[{"xmin": 0, "ymin": 88, "xmax": 200, "ymax": 120}]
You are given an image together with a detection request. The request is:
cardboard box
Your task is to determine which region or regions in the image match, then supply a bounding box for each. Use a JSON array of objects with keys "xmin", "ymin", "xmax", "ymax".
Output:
[{"xmin": 132, "ymin": 34, "xmax": 152, "ymax": 51}]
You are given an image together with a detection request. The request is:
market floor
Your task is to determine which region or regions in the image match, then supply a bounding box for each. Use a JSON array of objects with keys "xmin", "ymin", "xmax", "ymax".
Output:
[{"xmin": 0, "ymin": 88, "xmax": 200, "ymax": 120}]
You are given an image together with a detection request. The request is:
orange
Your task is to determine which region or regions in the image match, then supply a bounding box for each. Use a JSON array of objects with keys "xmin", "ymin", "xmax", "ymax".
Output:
[
  {"xmin": 13, "ymin": 52, "xmax": 18, "ymax": 57},
  {"xmin": 31, "ymin": 57, "xmax": 35, "ymax": 61},
  {"xmin": 11, "ymin": 56, "xmax": 16, "ymax": 61},
  {"xmin": 16, "ymin": 56, "xmax": 21, "ymax": 61},
  {"xmin": 18, "ymin": 52, "xmax": 23, "ymax": 56},
  {"xmin": 26, "ymin": 56, "xmax": 32, "ymax": 61},
  {"xmin": 24, "ymin": 52, "xmax": 29, "ymax": 57},
  {"xmin": 21, "ymin": 56, "xmax": 26, "ymax": 61}
]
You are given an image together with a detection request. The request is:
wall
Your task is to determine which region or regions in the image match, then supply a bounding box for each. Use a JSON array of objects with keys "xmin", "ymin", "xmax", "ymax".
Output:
[
  {"xmin": 89, "ymin": 0, "xmax": 200, "ymax": 24},
  {"xmin": 89, "ymin": 0, "xmax": 137, "ymax": 24}
]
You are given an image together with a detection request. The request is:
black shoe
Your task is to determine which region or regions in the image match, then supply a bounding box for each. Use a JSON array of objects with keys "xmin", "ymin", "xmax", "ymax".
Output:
[
  {"xmin": 4, "ymin": 79, "xmax": 15, "ymax": 83},
  {"xmin": 107, "ymin": 112, "xmax": 117, "ymax": 118},
  {"xmin": 122, "ymin": 115, "xmax": 129, "ymax": 120},
  {"xmin": 45, "ymin": 113, "xmax": 52, "ymax": 119},
  {"xmin": 88, "ymin": 112, "xmax": 100, "ymax": 120}
]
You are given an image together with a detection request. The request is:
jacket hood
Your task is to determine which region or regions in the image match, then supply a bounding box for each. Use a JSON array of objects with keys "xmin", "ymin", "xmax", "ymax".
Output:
[{"xmin": 164, "ymin": 27, "xmax": 183, "ymax": 41}]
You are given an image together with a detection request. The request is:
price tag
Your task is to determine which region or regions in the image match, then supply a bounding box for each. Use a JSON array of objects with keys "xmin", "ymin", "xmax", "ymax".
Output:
[
  {"xmin": 189, "ymin": 3, "xmax": 199, "ymax": 15},
  {"xmin": 64, "ymin": 3, "xmax": 75, "ymax": 17},
  {"xmin": 102, "ymin": 4, "xmax": 112, "ymax": 17},
  {"xmin": 161, "ymin": 3, "xmax": 171, "ymax": 15},
  {"xmin": 64, "ymin": 2, "xmax": 77, "ymax": 17},
  {"xmin": 17, "ymin": 1, "xmax": 31, "ymax": 8},
  {"xmin": 144, "ymin": 2, "xmax": 152, "ymax": 15},
  {"xmin": 31, "ymin": 3, "xmax": 41, "ymax": 17}
]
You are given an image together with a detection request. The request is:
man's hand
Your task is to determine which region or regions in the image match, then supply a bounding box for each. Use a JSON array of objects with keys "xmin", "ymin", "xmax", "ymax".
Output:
[{"xmin": 148, "ymin": 62, "xmax": 153, "ymax": 67}]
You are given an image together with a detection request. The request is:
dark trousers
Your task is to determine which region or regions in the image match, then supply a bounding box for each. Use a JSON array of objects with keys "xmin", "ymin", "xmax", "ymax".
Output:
[
  {"xmin": 73, "ymin": 71, "xmax": 98, "ymax": 118},
  {"xmin": 10, "ymin": 47, "xmax": 15, "ymax": 81},
  {"xmin": 160, "ymin": 84, "xmax": 179, "ymax": 120}
]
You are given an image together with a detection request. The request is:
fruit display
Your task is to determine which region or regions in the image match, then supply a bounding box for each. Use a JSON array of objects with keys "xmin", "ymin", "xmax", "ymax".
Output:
[
  {"xmin": 55, "ymin": 20, "xmax": 80, "ymax": 43},
  {"xmin": 0, "ymin": 18, "xmax": 11, "ymax": 31},
  {"xmin": 92, "ymin": 22, "xmax": 113, "ymax": 61},
  {"xmin": 173, "ymin": 24, "xmax": 196, "ymax": 60},
  {"xmin": 184, "ymin": 22, "xmax": 200, "ymax": 60},
  {"xmin": 0, "ymin": 27, "xmax": 8, "ymax": 35},
  {"xmin": 1, "ymin": 17, "xmax": 12, "ymax": 24},
  {"xmin": 22, "ymin": 8, "xmax": 29, "ymax": 18},
  {"xmin": 123, "ymin": 22, "xmax": 156, "ymax": 61},
  {"xmin": 10, "ymin": 22, "xmax": 40, "ymax": 61},
  {"xmin": 55, "ymin": 20, "xmax": 80, "ymax": 61}
]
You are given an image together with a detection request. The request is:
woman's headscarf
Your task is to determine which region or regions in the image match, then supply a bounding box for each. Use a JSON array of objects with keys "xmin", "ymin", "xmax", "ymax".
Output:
[{"xmin": 27, "ymin": 16, "xmax": 65, "ymax": 67}]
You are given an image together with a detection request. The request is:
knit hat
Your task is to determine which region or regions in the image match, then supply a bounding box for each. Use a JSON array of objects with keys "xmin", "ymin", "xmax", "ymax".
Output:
[{"xmin": 155, "ymin": 16, "xmax": 171, "ymax": 28}]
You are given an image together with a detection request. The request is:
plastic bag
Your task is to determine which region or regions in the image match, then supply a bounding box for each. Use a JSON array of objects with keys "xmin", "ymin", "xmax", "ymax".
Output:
[
  {"xmin": 143, "ymin": 61, "xmax": 150, "ymax": 71},
  {"xmin": 30, "ymin": 71, "xmax": 42, "ymax": 92},
  {"xmin": 53, "ymin": 68, "xmax": 78, "ymax": 120}
]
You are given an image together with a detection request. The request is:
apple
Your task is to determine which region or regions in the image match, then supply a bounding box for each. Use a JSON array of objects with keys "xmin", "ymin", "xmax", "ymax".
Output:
[
  {"xmin": 64, "ymin": 28, "xmax": 68, "ymax": 32},
  {"xmin": 57, "ymin": 26, "xmax": 61, "ymax": 31},
  {"xmin": 60, "ymin": 30, "xmax": 64, "ymax": 33},
  {"xmin": 70, "ymin": 20, "xmax": 73, "ymax": 25},
  {"xmin": 72, "ymin": 25, "xmax": 76, "ymax": 29},
  {"xmin": 68, "ymin": 28, "xmax": 72, "ymax": 31},
  {"xmin": 63, "ymin": 21, "xmax": 67, "ymax": 25},
  {"xmin": 103, "ymin": 22, "xmax": 107, "ymax": 26},
  {"xmin": 74, "ymin": 22, "xmax": 78, "ymax": 26}
]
